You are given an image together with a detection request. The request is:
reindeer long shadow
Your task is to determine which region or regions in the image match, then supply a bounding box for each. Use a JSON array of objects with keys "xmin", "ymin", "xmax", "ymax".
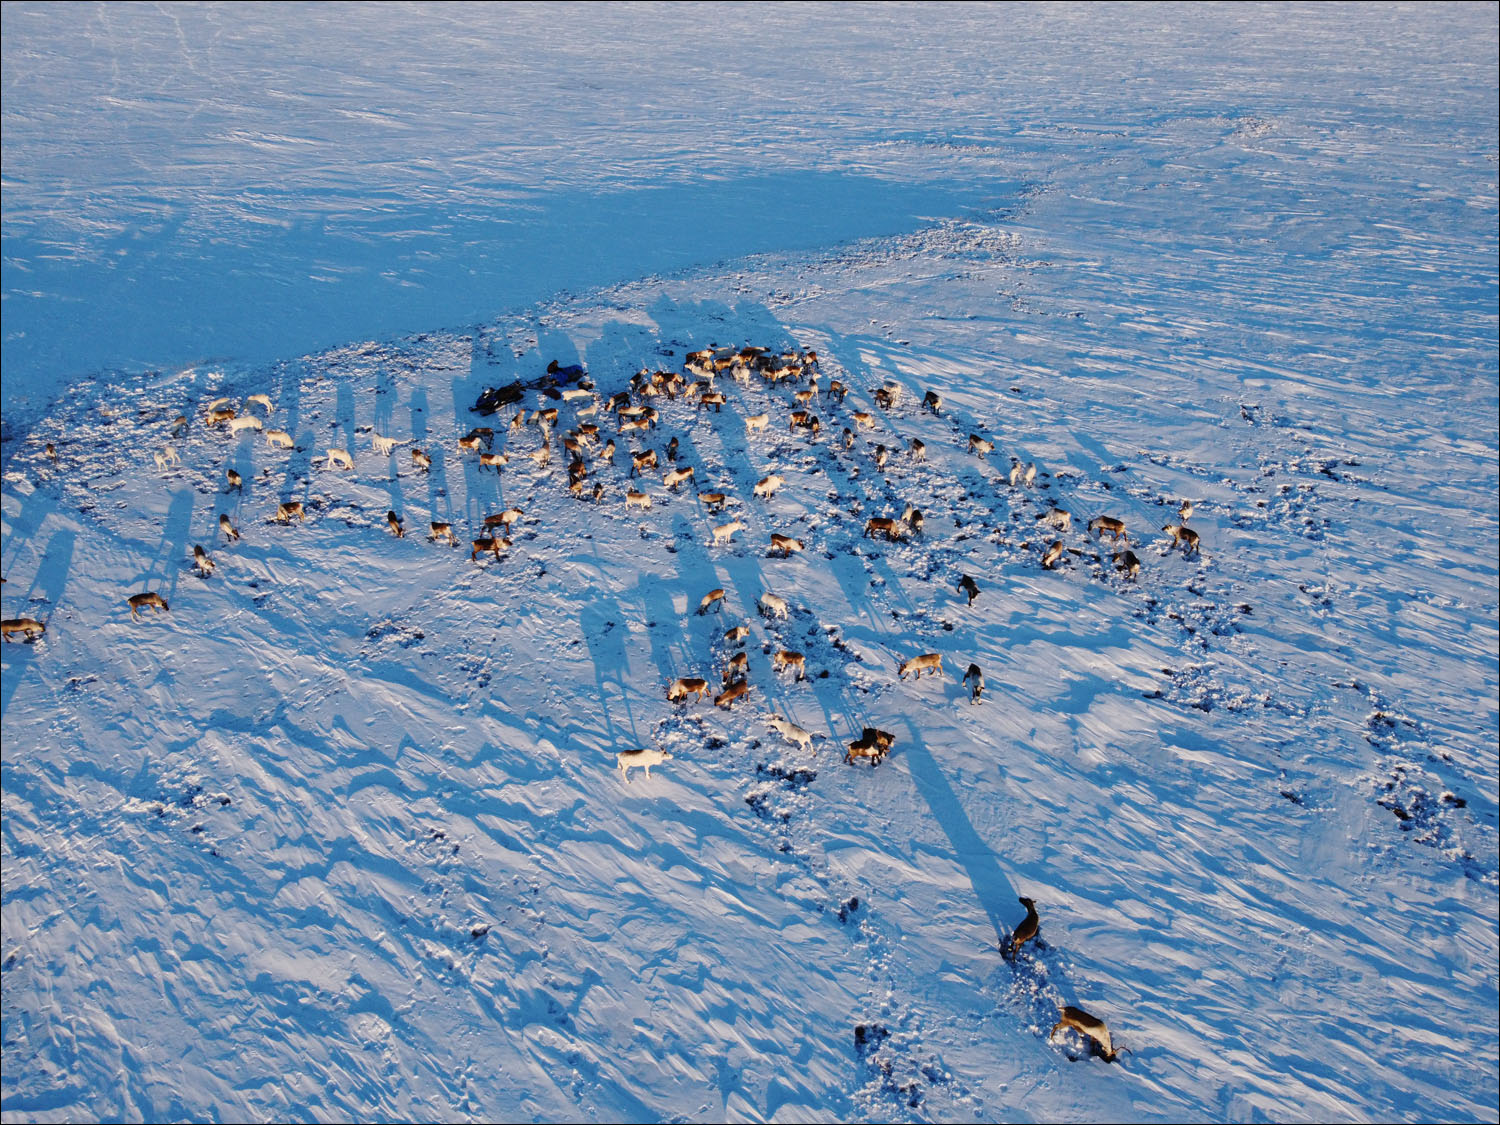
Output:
[
  {"xmin": 580, "ymin": 594, "xmax": 639, "ymax": 747},
  {"xmin": 892, "ymin": 716, "xmax": 1036, "ymax": 951},
  {"xmin": 334, "ymin": 382, "xmax": 356, "ymax": 455},
  {"xmin": 1, "ymin": 527, "xmax": 74, "ymax": 715},
  {"xmin": 144, "ymin": 488, "xmax": 197, "ymax": 604}
]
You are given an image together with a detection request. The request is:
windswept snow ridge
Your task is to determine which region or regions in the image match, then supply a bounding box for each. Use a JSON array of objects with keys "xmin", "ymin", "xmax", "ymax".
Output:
[{"xmin": 3, "ymin": 4, "xmax": 1497, "ymax": 1123}]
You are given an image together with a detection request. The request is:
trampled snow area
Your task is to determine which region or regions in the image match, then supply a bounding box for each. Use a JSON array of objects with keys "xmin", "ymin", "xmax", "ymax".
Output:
[{"xmin": 2, "ymin": 4, "xmax": 1497, "ymax": 1122}]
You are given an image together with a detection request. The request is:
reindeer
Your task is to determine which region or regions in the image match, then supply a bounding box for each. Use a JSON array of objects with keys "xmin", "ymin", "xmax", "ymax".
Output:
[
  {"xmin": 714, "ymin": 680, "xmax": 750, "ymax": 709},
  {"xmin": 1050, "ymin": 1006, "xmax": 1127, "ymax": 1063},
  {"xmin": 841, "ymin": 427, "xmax": 854, "ymax": 452},
  {"xmin": 412, "ymin": 448, "xmax": 432, "ymax": 472},
  {"xmin": 1038, "ymin": 507, "xmax": 1072, "ymax": 533},
  {"xmin": 769, "ymin": 534, "xmax": 804, "ymax": 557},
  {"xmin": 873, "ymin": 386, "xmax": 896, "ymax": 410},
  {"xmin": 767, "ymin": 716, "xmax": 815, "ymax": 754},
  {"xmin": 1041, "ymin": 540, "xmax": 1065, "ymax": 569},
  {"xmin": 206, "ymin": 407, "xmax": 236, "ymax": 426},
  {"xmin": 1088, "ymin": 516, "xmax": 1127, "ymax": 542},
  {"xmin": 429, "ymin": 521, "xmax": 458, "ymax": 546},
  {"xmin": 898, "ymin": 652, "xmax": 943, "ymax": 680},
  {"xmin": 170, "ymin": 415, "xmax": 189, "ymax": 437},
  {"xmin": 923, "ymin": 390, "xmax": 942, "ymax": 414},
  {"xmin": 753, "ymin": 474, "xmax": 784, "ymax": 500},
  {"xmin": 722, "ymin": 651, "xmax": 748, "ymax": 684},
  {"xmin": 266, "ymin": 429, "xmax": 294, "ymax": 450},
  {"xmin": 664, "ymin": 466, "xmax": 695, "ymax": 491},
  {"xmin": 625, "ymin": 490, "xmax": 652, "ymax": 511},
  {"xmin": 957, "ymin": 574, "xmax": 980, "ymax": 605},
  {"xmin": 1, "ymin": 618, "xmax": 46, "ymax": 642},
  {"xmin": 617, "ymin": 747, "xmax": 673, "ymax": 783},
  {"xmin": 1113, "ymin": 549, "xmax": 1141, "ymax": 579},
  {"xmin": 1162, "ymin": 523, "xmax": 1200, "ymax": 555},
  {"xmin": 219, "ymin": 514, "xmax": 240, "ymax": 543},
  {"xmin": 484, "ymin": 508, "xmax": 524, "ymax": 533},
  {"xmin": 224, "ymin": 468, "xmax": 243, "ymax": 493},
  {"xmin": 969, "ymin": 434, "xmax": 995, "ymax": 459},
  {"xmin": 864, "ymin": 517, "xmax": 905, "ymax": 541},
  {"xmin": 275, "ymin": 501, "xmax": 305, "ymax": 523},
  {"xmin": 322, "ymin": 448, "xmax": 354, "ymax": 471},
  {"xmin": 699, "ymin": 391, "xmax": 727, "ymax": 412},
  {"xmin": 660, "ymin": 676, "xmax": 707, "ymax": 707},
  {"xmin": 900, "ymin": 505, "xmax": 925, "ymax": 537},
  {"xmin": 852, "ymin": 411, "xmax": 877, "ymax": 430},
  {"xmin": 247, "ymin": 393, "xmax": 275, "ymax": 414},
  {"xmin": 909, "ymin": 438, "xmax": 926, "ymax": 462},
  {"xmin": 1008, "ymin": 897, "xmax": 1039, "ymax": 958},
  {"xmin": 745, "ymin": 413, "xmax": 770, "ymax": 433},
  {"xmin": 192, "ymin": 544, "xmax": 215, "ymax": 578},
  {"xmin": 698, "ymin": 492, "xmax": 728, "ymax": 512},
  {"xmin": 697, "ymin": 588, "xmax": 726, "ymax": 615},
  {"xmin": 457, "ymin": 434, "xmax": 484, "ymax": 454},
  {"xmin": 712, "ymin": 519, "xmax": 746, "ymax": 547},
  {"xmin": 387, "ymin": 511, "xmax": 405, "ymax": 538},
  {"xmin": 1009, "ymin": 459, "xmax": 1024, "ymax": 488},
  {"xmin": 153, "ymin": 447, "xmax": 180, "ymax": 471},
  {"xmin": 127, "ymin": 592, "xmax": 170, "ymax": 621},
  {"xmin": 479, "ymin": 452, "xmax": 509, "ymax": 471},
  {"xmin": 1178, "ymin": 499, "xmax": 1194, "ymax": 521},
  {"xmin": 825, "ymin": 380, "xmax": 847, "ymax": 404},
  {"xmin": 845, "ymin": 727, "xmax": 895, "ymax": 766},
  {"xmin": 471, "ymin": 536, "xmax": 508, "ymax": 561},
  {"xmin": 962, "ymin": 662, "xmax": 984, "ymax": 704},
  {"xmin": 724, "ymin": 625, "xmax": 749, "ymax": 647},
  {"xmin": 228, "ymin": 415, "xmax": 263, "ymax": 435},
  {"xmin": 1023, "ymin": 462, "xmax": 1037, "ymax": 488},
  {"xmin": 773, "ymin": 651, "xmax": 806, "ymax": 681},
  {"xmin": 759, "ymin": 592, "xmax": 789, "ymax": 620},
  {"xmin": 630, "ymin": 449, "xmax": 659, "ymax": 477},
  {"xmin": 873, "ymin": 445, "xmax": 889, "ymax": 471}
]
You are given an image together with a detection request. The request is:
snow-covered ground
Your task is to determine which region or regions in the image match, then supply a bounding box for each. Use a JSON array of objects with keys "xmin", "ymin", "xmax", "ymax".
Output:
[{"xmin": 3, "ymin": 4, "xmax": 1497, "ymax": 1122}]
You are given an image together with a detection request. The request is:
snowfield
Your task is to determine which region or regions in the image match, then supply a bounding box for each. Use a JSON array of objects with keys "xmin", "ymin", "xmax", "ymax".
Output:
[{"xmin": 3, "ymin": 4, "xmax": 1497, "ymax": 1123}]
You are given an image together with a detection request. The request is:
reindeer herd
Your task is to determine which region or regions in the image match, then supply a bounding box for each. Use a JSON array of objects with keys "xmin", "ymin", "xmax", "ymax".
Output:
[{"xmin": 3, "ymin": 336, "xmax": 1211, "ymax": 1065}]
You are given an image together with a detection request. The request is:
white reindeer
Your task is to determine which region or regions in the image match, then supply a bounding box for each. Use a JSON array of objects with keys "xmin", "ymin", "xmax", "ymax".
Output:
[
  {"xmin": 228, "ymin": 415, "xmax": 263, "ymax": 435},
  {"xmin": 753, "ymin": 474, "xmax": 784, "ymax": 500},
  {"xmin": 617, "ymin": 747, "xmax": 673, "ymax": 783},
  {"xmin": 759, "ymin": 592, "xmax": 789, "ymax": 619},
  {"xmin": 767, "ymin": 716, "xmax": 814, "ymax": 754},
  {"xmin": 712, "ymin": 519, "xmax": 746, "ymax": 547}
]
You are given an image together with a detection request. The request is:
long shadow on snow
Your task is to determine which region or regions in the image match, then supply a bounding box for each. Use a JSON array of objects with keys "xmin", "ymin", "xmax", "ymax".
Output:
[
  {"xmin": 579, "ymin": 591, "xmax": 642, "ymax": 749},
  {"xmin": 1, "ymin": 527, "xmax": 75, "ymax": 716},
  {"xmin": 137, "ymin": 487, "xmax": 196, "ymax": 606}
]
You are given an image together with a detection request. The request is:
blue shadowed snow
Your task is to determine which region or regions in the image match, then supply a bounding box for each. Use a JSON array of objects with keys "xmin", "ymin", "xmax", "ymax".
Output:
[{"xmin": 2, "ymin": 172, "xmax": 1012, "ymax": 404}]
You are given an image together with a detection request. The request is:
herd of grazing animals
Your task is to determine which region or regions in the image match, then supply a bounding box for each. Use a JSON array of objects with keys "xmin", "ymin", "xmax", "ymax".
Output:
[{"xmin": 5, "ymin": 336, "xmax": 1214, "ymax": 1068}]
